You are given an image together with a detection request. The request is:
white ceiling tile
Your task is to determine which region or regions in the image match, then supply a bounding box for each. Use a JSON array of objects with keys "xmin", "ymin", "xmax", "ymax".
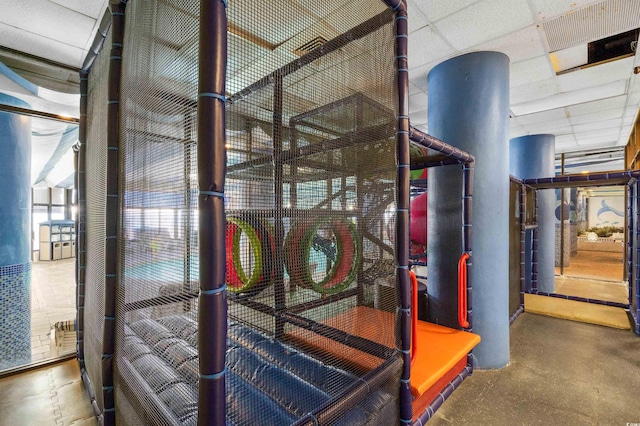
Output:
[
  {"xmin": 408, "ymin": 82, "xmax": 423, "ymax": 95},
  {"xmin": 434, "ymin": 0, "xmax": 534, "ymax": 50},
  {"xmin": 555, "ymin": 134, "xmax": 577, "ymax": 145},
  {"xmin": 409, "ymin": 92, "xmax": 428, "ymax": 112},
  {"xmin": 550, "ymin": 44, "xmax": 588, "ymax": 72},
  {"xmin": 412, "ymin": 0, "xmax": 480, "ymax": 22},
  {"xmin": 557, "ymin": 57, "xmax": 634, "ymax": 92},
  {"xmin": 620, "ymin": 125, "xmax": 633, "ymax": 139},
  {"xmin": 0, "ymin": 0, "xmax": 96, "ymax": 50},
  {"xmin": 530, "ymin": 0, "xmax": 602, "ymax": 22},
  {"xmin": 510, "ymin": 55, "xmax": 555, "ymax": 87},
  {"xmin": 570, "ymin": 108, "xmax": 624, "ymax": 125},
  {"xmin": 573, "ymin": 118, "xmax": 622, "ymax": 133},
  {"xmin": 511, "ymin": 80, "xmax": 627, "ymax": 115},
  {"xmin": 627, "ymin": 91, "xmax": 640, "ymax": 106},
  {"xmin": 408, "ymin": 26, "xmax": 456, "ymax": 69},
  {"xmin": 566, "ymin": 95, "xmax": 627, "ymax": 116},
  {"xmin": 471, "ymin": 25, "xmax": 545, "ymax": 64},
  {"xmin": 410, "ymin": 109, "xmax": 428, "ymax": 125},
  {"xmin": 524, "ymin": 121, "xmax": 572, "ymax": 134},
  {"xmin": 510, "ymin": 126, "xmax": 528, "ymax": 138},
  {"xmin": 575, "ymin": 135, "xmax": 618, "ymax": 147},
  {"xmin": 0, "ymin": 22, "xmax": 85, "ymax": 67},
  {"xmin": 623, "ymin": 114, "xmax": 635, "ymax": 126},
  {"xmin": 576, "ymin": 127, "xmax": 620, "ymax": 140},
  {"xmin": 510, "ymin": 78, "xmax": 559, "ymax": 105},
  {"xmin": 49, "ymin": 0, "xmax": 108, "ymax": 19},
  {"xmin": 406, "ymin": 0, "xmax": 429, "ymax": 33},
  {"xmin": 516, "ymin": 108, "xmax": 568, "ymax": 124}
]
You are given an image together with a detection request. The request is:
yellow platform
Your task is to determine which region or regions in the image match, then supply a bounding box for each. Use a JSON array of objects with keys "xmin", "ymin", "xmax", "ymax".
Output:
[{"xmin": 524, "ymin": 293, "xmax": 630, "ymax": 330}]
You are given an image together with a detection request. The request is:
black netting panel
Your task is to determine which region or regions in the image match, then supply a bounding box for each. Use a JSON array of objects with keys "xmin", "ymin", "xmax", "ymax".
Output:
[
  {"xmin": 84, "ymin": 26, "xmax": 111, "ymax": 415},
  {"xmin": 115, "ymin": 0, "xmax": 199, "ymax": 425},
  {"xmin": 114, "ymin": 1, "xmax": 400, "ymax": 424},
  {"xmin": 225, "ymin": 1, "xmax": 399, "ymax": 424}
]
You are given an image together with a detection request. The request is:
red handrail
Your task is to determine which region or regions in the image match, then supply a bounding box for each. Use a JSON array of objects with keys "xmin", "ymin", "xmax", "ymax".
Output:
[
  {"xmin": 457, "ymin": 253, "xmax": 470, "ymax": 329},
  {"xmin": 410, "ymin": 270, "xmax": 418, "ymax": 366}
]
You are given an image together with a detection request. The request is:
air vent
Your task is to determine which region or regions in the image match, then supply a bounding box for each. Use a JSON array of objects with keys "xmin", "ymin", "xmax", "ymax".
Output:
[
  {"xmin": 542, "ymin": 0, "xmax": 640, "ymax": 52},
  {"xmin": 294, "ymin": 36, "xmax": 328, "ymax": 55}
]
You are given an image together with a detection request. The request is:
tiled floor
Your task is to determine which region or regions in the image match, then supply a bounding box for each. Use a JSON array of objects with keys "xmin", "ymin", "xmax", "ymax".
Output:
[
  {"xmin": 30, "ymin": 258, "xmax": 76, "ymax": 363},
  {"xmin": 0, "ymin": 359, "xmax": 96, "ymax": 426}
]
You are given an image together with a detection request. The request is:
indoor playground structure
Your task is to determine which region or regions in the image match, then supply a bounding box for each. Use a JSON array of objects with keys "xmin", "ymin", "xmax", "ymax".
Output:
[
  {"xmin": 509, "ymin": 172, "xmax": 640, "ymax": 333},
  {"xmin": 77, "ymin": 1, "xmax": 481, "ymax": 425}
]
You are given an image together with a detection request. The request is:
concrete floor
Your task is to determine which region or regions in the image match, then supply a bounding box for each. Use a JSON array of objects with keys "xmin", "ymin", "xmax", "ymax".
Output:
[{"xmin": 432, "ymin": 313, "xmax": 640, "ymax": 426}]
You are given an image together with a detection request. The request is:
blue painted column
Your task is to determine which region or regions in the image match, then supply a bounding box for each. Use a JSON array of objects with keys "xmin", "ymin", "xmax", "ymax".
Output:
[
  {"xmin": 427, "ymin": 52, "xmax": 510, "ymax": 369},
  {"xmin": 510, "ymin": 135, "xmax": 555, "ymax": 293},
  {"xmin": 0, "ymin": 93, "xmax": 32, "ymax": 370}
]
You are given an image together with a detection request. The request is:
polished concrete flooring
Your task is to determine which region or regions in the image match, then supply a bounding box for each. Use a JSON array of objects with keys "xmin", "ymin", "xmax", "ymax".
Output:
[
  {"xmin": 0, "ymin": 359, "xmax": 96, "ymax": 426},
  {"xmin": 433, "ymin": 313, "xmax": 640, "ymax": 426},
  {"xmin": 2, "ymin": 313, "xmax": 638, "ymax": 425}
]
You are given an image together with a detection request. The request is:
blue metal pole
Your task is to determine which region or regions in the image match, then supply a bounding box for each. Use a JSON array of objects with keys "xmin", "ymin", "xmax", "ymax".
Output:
[{"xmin": 427, "ymin": 51, "xmax": 510, "ymax": 368}]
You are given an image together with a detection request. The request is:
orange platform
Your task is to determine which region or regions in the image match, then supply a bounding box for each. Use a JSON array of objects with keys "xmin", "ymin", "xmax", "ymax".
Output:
[{"xmin": 286, "ymin": 306, "xmax": 480, "ymax": 399}]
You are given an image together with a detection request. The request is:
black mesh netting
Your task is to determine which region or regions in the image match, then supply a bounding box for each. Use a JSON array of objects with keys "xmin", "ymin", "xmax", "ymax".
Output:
[
  {"xmin": 112, "ymin": 1, "xmax": 401, "ymax": 424},
  {"xmin": 84, "ymin": 25, "xmax": 111, "ymax": 415}
]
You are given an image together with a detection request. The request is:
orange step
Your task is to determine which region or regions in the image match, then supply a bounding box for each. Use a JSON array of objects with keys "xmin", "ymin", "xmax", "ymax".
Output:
[{"xmin": 410, "ymin": 320, "xmax": 480, "ymax": 396}]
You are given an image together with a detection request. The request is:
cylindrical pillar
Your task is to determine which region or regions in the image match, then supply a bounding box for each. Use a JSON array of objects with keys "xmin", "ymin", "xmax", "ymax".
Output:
[
  {"xmin": 427, "ymin": 52, "xmax": 510, "ymax": 369},
  {"xmin": 510, "ymin": 134, "xmax": 555, "ymax": 293},
  {"xmin": 0, "ymin": 93, "xmax": 32, "ymax": 370}
]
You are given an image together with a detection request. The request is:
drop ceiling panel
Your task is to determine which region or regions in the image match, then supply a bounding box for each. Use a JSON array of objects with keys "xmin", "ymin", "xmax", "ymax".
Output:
[
  {"xmin": 0, "ymin": 22, "xmax": 85, "ymax": 67},
  {"xmin": 550, "ymin": 44, "xmax": 588, "ymax": 72},
  {"xmin": 434, "ymin": 0, "xmax": 534, "ymax": 50},
  {"xmin": 523, "ymin": 119, "xmax": 572, "ymax": 134},
  {"xmin": 576, "ymin": 127, "xmax": 621, "ymax": 140},
  {"xmin": 573, "ymin": 118, "xmax": 622, "ymax": 133},
  {"xmin": 294, "ymin": 0, "xmax": 352, "ymax": 18},
  {"xmin": 408, "ymin": 82, "xmax": 423, "ymax": 95},
  {"xmin": 511, "ymin": 79, "xmax": 627, "ymax": 115},
  {"xmin": 472, "ymin": 25, "xmax": 545, "ymax": 64},
  {"xmin": 406, "ymin": 2, "xmax": 428, "ymax": 33},
  {"xmin": 566, "ymin": 95, "xmax": 627, "ymax": 116},
  {"xmin": 510, "ymin": 56, "xmax": 555, "ymax": 87},
  {"xmin": 410, "ymin": 109, "xmax": 428, "ymax": 126},
  {"xmin": 0, "ymin": 0, "xmax": 96, "ymax": 50},
  {"xmin": 555, "ymin": 133, "xmax": 578, "ymax": 146},
  {"xmin": 557, "ymin": 56, "xmax": 634, "ymax": 92},
  {"xmin": 510, "ymin": 77, "xmax": 559, "ymax": 105},
  {"xmin": 409, "ymin": 92, "xmax": 428, "ymax": 112},
  {"xmin": 408, "ymin": 26, "xmax": 455, "ymax": 70},
  {"xmin": 516, "ymin": 108, "xmax": 568, "ymax": 125},
  {"xmin": 569, "ymin": 108, "xmax": 624, "ymax": 125},
  {"xmin": 49, "ymin": 0, "xmax": 108, "ymax": 19},
  {"xmin": 410, "ymin": 0, "xmax": 480, "ymax": 22},
  {"xmin": 576, "ymin": 135, "xmax": 619, "ymax": 146}
]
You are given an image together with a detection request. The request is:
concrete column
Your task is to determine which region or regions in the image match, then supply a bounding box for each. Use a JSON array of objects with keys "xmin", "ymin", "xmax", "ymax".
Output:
[
  {"xmin": 427, "ymin": 52, "xmax": 510, "ymax": 369},
  {"xmin": 510, "ymin": 134, "xmax": 555, "ymax": 293},
  {"xmin": 0, "ymin": 93, "xmax": 32, "ymax": 370}
]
